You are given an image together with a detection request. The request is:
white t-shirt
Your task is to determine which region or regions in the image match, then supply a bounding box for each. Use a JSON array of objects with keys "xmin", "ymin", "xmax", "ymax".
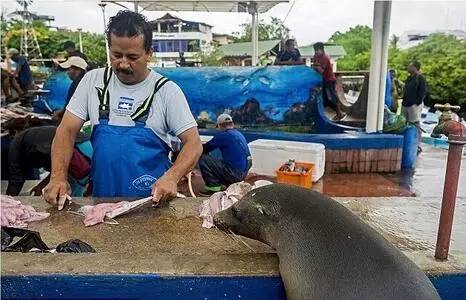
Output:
[{"xmin": 66, "ymin": 68, "xmax": 197, "ymax": 146}]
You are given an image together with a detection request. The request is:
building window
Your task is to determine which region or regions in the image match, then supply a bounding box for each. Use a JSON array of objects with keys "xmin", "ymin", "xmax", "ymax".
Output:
[{"xmin": 153, "ymin": 39, "xmax": 201, "ymax": 53}]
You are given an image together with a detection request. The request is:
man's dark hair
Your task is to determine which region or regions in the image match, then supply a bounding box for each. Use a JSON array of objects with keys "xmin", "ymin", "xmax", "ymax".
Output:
[
  {"xmin": 313, "ymin": 42, "xmax": 325, "ymax": 51},
  {"xmin": 285, "ymin": 39, "xmax": 295, "ymax": 47},
  {"xmin": 411, "ymin": 60, "xmax": 421, "ymax": 71},
  {"xmin": 63, "ymin": 41, "xmax": 76, "ymax": 50},
  {"xmin": 106, "ymin": 10, "xmax": 152, "ymax": 53}
]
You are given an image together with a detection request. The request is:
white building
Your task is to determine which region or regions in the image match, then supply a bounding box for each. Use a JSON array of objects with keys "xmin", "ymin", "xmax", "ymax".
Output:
[
  {"xmin": 212, "ymin": 33, "xmax": 235, "ymax": 46},
  {"xmin": 399, "ymin": 29, "xmax": 466, "ymax": 49},
  {"xmin": 150, "ymin": 13, "xmax": 213, "ymax": 67}
]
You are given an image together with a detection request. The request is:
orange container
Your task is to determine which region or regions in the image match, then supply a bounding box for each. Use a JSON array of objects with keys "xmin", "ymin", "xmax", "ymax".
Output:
[{"xmin": 276, "ymin": 162, "xmax": 314, "ymax": 189}]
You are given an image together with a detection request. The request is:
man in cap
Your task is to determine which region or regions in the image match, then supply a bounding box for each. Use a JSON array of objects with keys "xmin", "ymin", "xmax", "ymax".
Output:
[
  {"xmin": 59, "ymin": 56, "xmax": 88, "ymax": 108},
  {"xmin": 199, "ymin": 113, "xmax": 252, "ymax": 195}
]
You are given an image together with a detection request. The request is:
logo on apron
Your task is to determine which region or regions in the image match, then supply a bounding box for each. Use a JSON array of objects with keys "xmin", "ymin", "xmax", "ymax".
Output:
[{"xmin": 132, "ymin": 174, "xmax": 157, "ymax": 191}]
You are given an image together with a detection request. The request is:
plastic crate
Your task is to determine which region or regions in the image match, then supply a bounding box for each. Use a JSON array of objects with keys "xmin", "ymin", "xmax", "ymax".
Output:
[
  {"xmin": 276, "ymin": 162, "xmax": 314, "ymax": 189},
  {"xmin": 248, "ymin": 139, "xmax": 325, "ymax": 182}
]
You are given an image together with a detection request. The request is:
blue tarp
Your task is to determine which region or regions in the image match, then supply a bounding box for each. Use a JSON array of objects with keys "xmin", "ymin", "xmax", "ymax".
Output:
[
  {"xmin": 156, "ymin": 66, "xmax": 322, "ymax": 125},
  {"xmin": 35, "ymin": 71, "xmax": 72, "ymax": 112},
  {"xmin": 40, "ymin": 66, "xmax": 322, "ymax": 127}
]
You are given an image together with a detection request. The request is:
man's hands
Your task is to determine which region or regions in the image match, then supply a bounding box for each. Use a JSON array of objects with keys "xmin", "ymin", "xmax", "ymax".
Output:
[
  {"xmin": 42, "ymin": 178, "xmax": 72, "ymax": 210},
  {"xmin": 151, "ymin": 173, "xmax": 178, "ymax": 205},
  {"xmin": 43, "ymin": 111, "xmax": 84, "ymax": 210},
  {"xmin": 151, "ymin": 127, "xmax": 202, "ymax": 205}
]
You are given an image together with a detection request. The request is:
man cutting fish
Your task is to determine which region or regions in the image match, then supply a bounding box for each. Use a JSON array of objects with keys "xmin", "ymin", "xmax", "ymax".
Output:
[{"xmin": 43, "ymin": 10, "xmax": 202, "ymax": 208}]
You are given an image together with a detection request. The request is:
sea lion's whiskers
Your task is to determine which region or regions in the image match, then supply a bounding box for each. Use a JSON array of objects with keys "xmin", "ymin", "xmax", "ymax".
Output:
[
  {"xmin": 215, "ymin": 219, "xmax": 255, "ymax": 252},
  {"xmin": 228, "ymin": 228, "xmax": 255, "ymax": 252},
  {"xmin": 218, "ymin": 223, "xmax": 236, "ymax": 241}
]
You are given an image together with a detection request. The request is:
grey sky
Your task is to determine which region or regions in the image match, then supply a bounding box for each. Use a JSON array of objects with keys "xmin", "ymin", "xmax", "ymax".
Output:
[{"xmin": 1, "ymin": 0, "xmax": 465, "ymax": 46}]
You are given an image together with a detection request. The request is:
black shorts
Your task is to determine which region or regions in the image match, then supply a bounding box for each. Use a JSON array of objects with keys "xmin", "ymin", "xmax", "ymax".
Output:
[{"xmin": 323, "ymin": 81, "xmax": 339, "ymax": 106}]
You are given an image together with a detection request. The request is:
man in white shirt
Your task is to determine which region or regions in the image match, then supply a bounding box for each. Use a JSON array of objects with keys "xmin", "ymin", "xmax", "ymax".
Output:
[{"xmin": 43, "ymin": 10, "xmax": 202, "ymax": 208}]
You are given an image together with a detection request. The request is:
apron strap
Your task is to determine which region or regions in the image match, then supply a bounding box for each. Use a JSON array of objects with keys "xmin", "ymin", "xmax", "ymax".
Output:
[
  {"xmin": 97, "ymin": 67, "xmax": 113, "ymax": 120},
  {"xmin": 131, "ymin": 76, "xmax": 170, "ymax": 122}
]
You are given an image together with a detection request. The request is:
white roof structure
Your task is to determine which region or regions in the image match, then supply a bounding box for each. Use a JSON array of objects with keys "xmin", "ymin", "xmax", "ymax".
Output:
[{"xmin": 135, "ymin": 0, "xmax": 287, "ymax": 13}]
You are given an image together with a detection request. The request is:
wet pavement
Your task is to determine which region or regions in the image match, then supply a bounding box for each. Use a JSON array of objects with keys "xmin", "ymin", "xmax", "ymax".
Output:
[
  {"xmin": 386, "ymin": 144, "xmax": 466, "ymax": 198},
  {"xmin": 180, "ymin": 144, "xmax": 464, "ymax": 199}
]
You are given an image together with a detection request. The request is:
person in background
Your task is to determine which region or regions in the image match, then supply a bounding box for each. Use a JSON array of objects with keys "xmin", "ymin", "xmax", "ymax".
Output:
[
  {"xmin": 402, "ymin": 61, "xmax": 426, "ymax": 154},
  {"xmin": 62, "ymin": 40, "xmax": 88, "ymax": 62},
  {"xmin": 312, "ymin": 42, "xmax": 346, "ymax": 121},
  {"xmin": 177, "ymin": 52, "xmax": 187, "ymax": 67},
  {"xmin": 389, "ymin": 69, "xmax": 404, "ymax": 113},
  {"xmin": 7, "ymin": 48, "xmax": 35, "ymax": 97},
  {"xmin": 52, "ymin": 56, "xmax": 88, "ymax": 121},
  {"xmin": 60, "ymin": 56, "xmax": 88, "ymax": 108},
  {"xmin": 1, "ymin": 58, "xmax": 15, "ymax": 102},
  {"xmin": 274, "ymin": 39, "xmax": 304, "ymax": 65},
  {"xmin": 6, "ymin": 126, "xmax": 92, "ymax": 197},
  {"xmin": 199, "ymin": 113, "xmax": 252, "ymax": 195}
]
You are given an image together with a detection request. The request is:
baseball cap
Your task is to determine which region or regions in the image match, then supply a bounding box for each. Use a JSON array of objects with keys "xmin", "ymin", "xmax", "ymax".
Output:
[
  {"xmin": 7, "ymin": 48, "xmax": 19, "ymax": 56},
  {"xmin": 217, "ymin": 113, "xmax": 233, "ymax": 125},
  {"xmin": 59, "ymin": 56, "xmax": 88, "ymax": 71}
]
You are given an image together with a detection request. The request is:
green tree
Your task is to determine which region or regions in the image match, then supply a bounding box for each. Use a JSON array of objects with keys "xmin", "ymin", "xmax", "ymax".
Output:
[
  {"xmin": 233, "ymin": 17, "xmax": 290, "ymax": 42},
  {"xmin": 2, "ymin": 18, "xmax": 107, "ymax": 66},
  {"xmin": 329, "ymin": 25, "xmax": 466, "ymax": 114},
  {"xmin": 329, "ymin": 25, "xmax": 372, "ymax": 70},
  {"xmin": 194, "ymin": 47, "xmax": 226, "ymax": 66}
]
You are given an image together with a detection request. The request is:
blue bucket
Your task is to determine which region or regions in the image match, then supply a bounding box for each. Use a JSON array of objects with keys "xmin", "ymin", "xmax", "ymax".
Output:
[{"xmin": 401, "ymin": 125, "xmax": 418, "ymax": 168}]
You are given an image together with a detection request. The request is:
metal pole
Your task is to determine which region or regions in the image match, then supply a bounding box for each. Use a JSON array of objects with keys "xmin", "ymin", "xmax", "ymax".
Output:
[
  {"xmin": 248, "ymin": 2, "xmax": 258, "ymax": 66},
  {"xmin": 98, "ymin": 3, "xmax": 111, "ymax": 66},
  {"xmin": 366, "ymin": 1, "xmax": 383, "ymax": 133},
  {"xmin": 376, "ymin": 1, "xmax": 391, "ymax": 131},
  {"xmin": 22, "ymin": 1, "xmax": 28, "ymax": 58},
  {"xmin": 251, "ymin": 11, "xmax": 258, "ymax": 66},
  {"xmin": 435, "ymin": 136, "xmax": 465, "ymax": 260},
  {"xmin": 77, "ymin": 28, "xmax": 83, "ymax": 53},
  {"xmin": 134, "ymin": 1, "xmax": 138, "ymax": 13}
]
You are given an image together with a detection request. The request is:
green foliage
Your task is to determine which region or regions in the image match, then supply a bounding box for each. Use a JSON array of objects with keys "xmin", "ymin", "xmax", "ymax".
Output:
[
  {"xmin": 329, "ymin": 25, "xmax": 372, "ymax": 70},
  {"xmin": 194, "ymin": 47, "xmax": 226, "ymax": 66},
  {"xmin": 390, "ymin": 34, "xmax": 466, "ymax": 107},
  {"xmin": 233, "ymin": 17, "xmax": 290, "ymax": 42},
  {"xmin": 329, "ymin": 26, "xmax": 466, "ymax": 109},
  {"xmin": 2, "ymin": 18, "xmax": 107, "ymax": 66}
]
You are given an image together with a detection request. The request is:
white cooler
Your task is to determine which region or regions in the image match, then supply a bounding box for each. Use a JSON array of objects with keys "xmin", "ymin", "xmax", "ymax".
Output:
[
  {"xmin": 248, "ymin": 139, "xmax": 325, "ymax": 182},
  {"xmin": 200, "ymin": 135, "xmax": 213, "ymax": 143}
]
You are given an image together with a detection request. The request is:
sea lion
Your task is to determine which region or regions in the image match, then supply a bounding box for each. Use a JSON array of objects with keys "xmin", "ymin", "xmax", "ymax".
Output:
[{"xmin": 214, "ymin": 184, "xmax": 440, "ymax": 300}]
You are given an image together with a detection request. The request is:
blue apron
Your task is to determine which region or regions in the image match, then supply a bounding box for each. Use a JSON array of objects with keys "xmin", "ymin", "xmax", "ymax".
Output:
[{"xmin": 91, "ymin": 67, "xmax": 172, "ymax": 197}]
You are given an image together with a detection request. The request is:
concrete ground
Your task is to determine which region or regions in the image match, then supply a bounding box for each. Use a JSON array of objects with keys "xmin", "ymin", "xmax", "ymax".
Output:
[
  {"xmin": 2, "ymin": 195, "xmax": 465, "ymax": 276},
  {"xmin": 2, "ymin": 143, "xmax": 464, "ymax": 277}
]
